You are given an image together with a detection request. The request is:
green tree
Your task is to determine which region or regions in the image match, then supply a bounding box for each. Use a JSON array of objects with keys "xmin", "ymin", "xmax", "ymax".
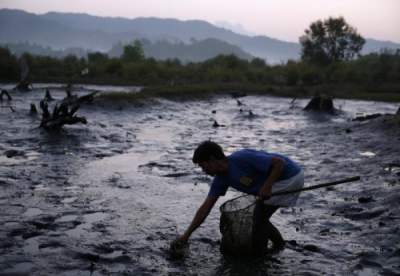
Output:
[
  {"xmin": 105, "ymin": 59, "xmax": 123, "ymax": 76},
  {"xmin": 300, "ymin": 17, "xmax": 365, "ymax": 65},
  {"xmin": 250, "ymin": 57, "xmax": 266, "ymax": 68},
  {"xmin": 285, "ymin": 60, "xmax": 300, "ymax": 86},
  {"xmin": 88, "ymin": 52, "xmax": 109, "ymax": 64},
  {"xmin": 122, "ymin": 40, "xmax": 145, "ymax": 62},
  {"xmin": 0, "ymin": 47, "xmax": 19, "ymax": 81}
]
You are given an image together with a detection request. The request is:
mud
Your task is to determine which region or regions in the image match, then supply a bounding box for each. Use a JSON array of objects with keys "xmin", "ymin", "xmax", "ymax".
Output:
[{"xmin": 1, "ymin": 84, "xmax": 399, "ymax": 275}]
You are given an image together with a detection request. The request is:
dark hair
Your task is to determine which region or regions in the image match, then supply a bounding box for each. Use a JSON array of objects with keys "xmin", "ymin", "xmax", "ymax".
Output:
[{"xmin": 192, "ymin": 141, "xmax": 226, "ymax": 163}]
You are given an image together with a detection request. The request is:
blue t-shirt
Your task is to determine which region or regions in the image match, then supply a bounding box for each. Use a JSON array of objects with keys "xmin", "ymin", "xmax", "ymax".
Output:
[{"xmin": 208, "ymin": 149, "xmax": 301, "ymax": 197}]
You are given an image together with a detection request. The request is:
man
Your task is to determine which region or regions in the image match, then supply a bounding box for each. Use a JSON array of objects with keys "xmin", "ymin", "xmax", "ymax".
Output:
[{"xmin": 172, "ymin": 141, "xmax": 304, "ymax": 252}]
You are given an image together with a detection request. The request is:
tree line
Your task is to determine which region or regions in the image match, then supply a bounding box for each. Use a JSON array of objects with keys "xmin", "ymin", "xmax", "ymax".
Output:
[{"xmin": 1, "ymin": 17, "xmax": 399, "ymax": 87}]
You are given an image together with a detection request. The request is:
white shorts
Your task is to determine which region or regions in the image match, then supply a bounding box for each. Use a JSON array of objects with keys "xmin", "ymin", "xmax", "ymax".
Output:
[{"xmin": 263, "ymin": 170, "xmax": 304, "ymax": 207}]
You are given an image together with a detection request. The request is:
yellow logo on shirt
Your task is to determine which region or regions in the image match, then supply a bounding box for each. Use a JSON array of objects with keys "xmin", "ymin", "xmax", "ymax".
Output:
[{"xmin": 240, "ymin": 176, "xmax": 253, "ymax": 186}]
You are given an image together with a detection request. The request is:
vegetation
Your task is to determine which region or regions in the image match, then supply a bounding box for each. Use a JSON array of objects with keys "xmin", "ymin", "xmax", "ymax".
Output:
[
  {"xmin": 0, "ymin": 29, "xmax": 399, "ymax": 102},
  {"xmin": 0, "ymin": 42, "xmax": 89, "ymax": 59}
]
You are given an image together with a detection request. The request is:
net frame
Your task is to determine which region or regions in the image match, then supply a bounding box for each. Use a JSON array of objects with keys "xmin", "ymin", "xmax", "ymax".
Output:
[{"xmin": 219, "ymin": 195, "xmax": 266, "ymax": 254}]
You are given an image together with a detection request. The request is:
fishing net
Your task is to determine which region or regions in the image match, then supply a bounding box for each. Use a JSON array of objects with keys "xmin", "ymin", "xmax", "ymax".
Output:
[{"xmin": 219, "ymin": 195, "xmax": 269, "ymax": 255}]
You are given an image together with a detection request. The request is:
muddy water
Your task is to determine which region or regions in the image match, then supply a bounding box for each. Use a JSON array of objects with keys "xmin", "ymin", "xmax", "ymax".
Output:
[{"xmin": 1, "ymin": 85, "xmax": 399, "ymax": 275}]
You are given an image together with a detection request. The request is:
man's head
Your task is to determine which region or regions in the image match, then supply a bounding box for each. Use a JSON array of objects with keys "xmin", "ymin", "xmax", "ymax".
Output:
[{"xmin": 192, "ymin": 141, "xmax": 227, "ymax": 176}]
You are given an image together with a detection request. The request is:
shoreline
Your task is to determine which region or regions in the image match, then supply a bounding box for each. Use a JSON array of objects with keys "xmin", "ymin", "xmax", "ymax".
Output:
[
  {"xmin": 2, "ymin": 80, "xmax": 400, "ymax": 103},
  {"xmin": 100, "ymin": 82, "xmax": 400, "ymax": 103}
]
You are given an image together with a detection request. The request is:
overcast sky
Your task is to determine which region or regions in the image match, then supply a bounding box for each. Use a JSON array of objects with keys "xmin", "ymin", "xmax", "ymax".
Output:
[{"xmin": 1, "ymin": 0, "xmax": 399, "ymax": 43}]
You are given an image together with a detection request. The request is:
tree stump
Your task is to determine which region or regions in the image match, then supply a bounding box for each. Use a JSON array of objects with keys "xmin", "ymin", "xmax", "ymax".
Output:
[
  {"xmin": 30, "ymin": 103, "xmax": 37, "ymax": 115},
  {"xmin": 304, "ymin": 94, "xmax": 335, "ymax": 114}
]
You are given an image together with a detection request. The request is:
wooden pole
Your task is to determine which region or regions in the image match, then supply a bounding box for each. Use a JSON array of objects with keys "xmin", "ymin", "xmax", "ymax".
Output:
[{"xmin": 271, "ymin": 176, "xmax": 360, "ymax": 197}]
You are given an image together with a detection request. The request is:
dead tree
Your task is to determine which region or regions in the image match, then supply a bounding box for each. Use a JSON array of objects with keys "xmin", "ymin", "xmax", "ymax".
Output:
[
  {"xmin": 60, "ymin": 91, "xmax": 98, "ymax": 106},
  {"xmin": 289, "ymin": 97, "xmax": 297, "ymax": 109},
  {"xmin": 38, "ymin": 91, "xmax": 97, "ymax": 130},
  {"xmin": 0, "ymin": 105, "xmax": 15, "ymax": 112},
  {"xmin": 65, "ymin": 83, "xmax": 73, "ymax": 98},
  {"xmin": 39, "ymin": 100, "xmax": 87, "ymax": 130},
  {"xmin": 44, "ymin": 89, "xmax": 54, "ymax": 101},
  {"xmin": 15, "ymin": 56, "xmax": 32, "ymax": 91}
]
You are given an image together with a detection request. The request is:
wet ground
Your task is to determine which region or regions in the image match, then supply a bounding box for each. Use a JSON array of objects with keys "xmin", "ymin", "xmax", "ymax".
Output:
[{"xmin": 0, "ymin": 84, "xmax": 399, "ymax": 275}]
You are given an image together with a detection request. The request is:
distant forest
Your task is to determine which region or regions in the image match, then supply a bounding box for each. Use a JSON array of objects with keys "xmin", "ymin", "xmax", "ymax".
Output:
[
  {"xmin": 1, "ymin": 38, "xmax": 253, "ymax": 63},
  {"xmin": 1, "ymin": 42, "xmax": 399, "ymax": 89}
]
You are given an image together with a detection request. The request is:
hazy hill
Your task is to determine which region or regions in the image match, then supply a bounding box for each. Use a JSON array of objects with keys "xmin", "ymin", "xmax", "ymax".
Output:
[
  {"xmin": 361, "ymin": 38, "xmax": 400, "ymax": 54},
  {"xmin": 1, "ymin": 9, "xmax": 399, "ymax": 63},
  {"xmin": 0, "ymin": 9, "xmax": 298, "ymax": 62},
  {"xmin": 109, "ymin": 38, "xmax": 253, "ymax": 62},
  {"xmin": 0, "ymin": 9, "xmax": 253, "ymax": 61},
  {"xmin": 40, "ymin": 11, "xmax": 300, "ymax": 63},
  {"xmin": 0, "ymin": 9, "xmax": 137, "ymax": 51}
]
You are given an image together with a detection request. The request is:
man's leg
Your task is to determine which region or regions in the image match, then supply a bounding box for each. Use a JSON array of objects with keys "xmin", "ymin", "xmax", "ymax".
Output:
[{"xmin": 263, "ymin": 204, "xmax": 285, "ymax": 250}]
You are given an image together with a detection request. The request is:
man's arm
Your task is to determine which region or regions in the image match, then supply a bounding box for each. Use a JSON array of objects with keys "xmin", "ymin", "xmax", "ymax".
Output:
[
  {"xmin": 259, "ymin": 156, "xmax": 285, "ymax": 198},
  {"xmin": 175, "ymin": 195, "xmax": 219, "ymax": 243}
]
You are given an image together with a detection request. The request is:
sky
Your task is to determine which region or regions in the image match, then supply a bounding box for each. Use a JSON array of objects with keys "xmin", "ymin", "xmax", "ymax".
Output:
[{"xmin": 1, "ymin": 0, "xmax": 400, "ymax": 43}]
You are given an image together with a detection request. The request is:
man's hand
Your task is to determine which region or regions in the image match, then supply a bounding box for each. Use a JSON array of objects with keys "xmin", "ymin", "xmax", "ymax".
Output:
[
  {"xmin": 169, "ymin": 196, "xmax": 217, "ymax": 257},
  {"xmin": 170, "ymin": 235, "xmax": 188, "ymax": 250},
  {"xmin": 258, "ymin": 184, "xmax": 272, "ymax": 200},
  {"xmin": 258, "ymin": 156, "xmax": 284, "ymax": 200},
  {"xmin": 169, "ymin": 235, "xmax": 189, "ymax": 259}
]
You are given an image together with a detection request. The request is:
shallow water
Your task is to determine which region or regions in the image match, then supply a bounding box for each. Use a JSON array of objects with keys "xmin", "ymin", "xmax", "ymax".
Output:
[{"xmin": 1, "ymin": 84, "xmax": 399, "ymax": 275}]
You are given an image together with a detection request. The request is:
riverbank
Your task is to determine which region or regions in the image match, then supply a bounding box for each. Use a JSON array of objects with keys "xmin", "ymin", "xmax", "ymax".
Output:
[
  {"xmin": 97, "ymin": 82, "xmax": 400, "ymax": 103},
  {"xmin": 3, "ymin": 80, "xmax": 399, "ymax": 103}
]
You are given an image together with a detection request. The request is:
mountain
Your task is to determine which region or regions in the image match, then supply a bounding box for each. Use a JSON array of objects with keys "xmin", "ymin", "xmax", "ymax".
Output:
[
  {"xmin": 0, "ymin": 9, "xmax": 253, "ymax": 61},
  {"xmin": 362, "ymin": 38, "xmax": 400, "ymax": 54},
  {"xmin": 1, "ymin": 9, "xmax": 399, "ymax": 63},
  {"xmin": 214, "ymin": 21, "xmax": 256, "ymax": 36},
  {"xmin": 0, "ymin": 9, "xmax": 132, "ymax": 51},
  {"xmin": 39, "ymin": 11, "xmax": 300, "ymax": 63}
]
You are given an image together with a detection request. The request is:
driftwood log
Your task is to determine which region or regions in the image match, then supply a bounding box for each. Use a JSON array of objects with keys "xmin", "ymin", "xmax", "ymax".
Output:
[
  {"xmin": 304, "ymin": 94, "xmax": 335, "ymax": 114},
  {"xmin": 39, "ymin": 90, "xmax": 98, "ymax": 130},
  {"xmin": 15, "ymin": 81, "xmax": 32, "ymax": 92},
  {"xmin": 0, "ymin": 90, "xmax": 14, "ymax": 112},
  {"xmin": 352, "ymin": 113, "xmax": 383, "ymax": 122},
  {"xmin": 0, "ymin": 89, "xmax": 12, "ymax": 101}
]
